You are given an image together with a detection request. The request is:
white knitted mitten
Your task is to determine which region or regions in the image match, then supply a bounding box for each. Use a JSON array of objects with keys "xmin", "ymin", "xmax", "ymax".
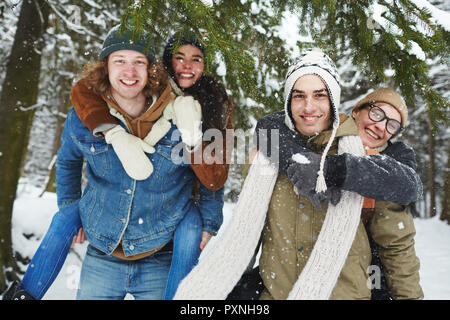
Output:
[
  {"xmin": 104, "ymin": 125, "xmax": 155, "ymax": 180},
  {"xmin": 171, "ymin": 96, "xmax": 203, "ymax": 148}
]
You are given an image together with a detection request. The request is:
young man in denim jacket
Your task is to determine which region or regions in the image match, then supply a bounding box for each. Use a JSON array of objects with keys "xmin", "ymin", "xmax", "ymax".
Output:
[{"xmin": 2, "ymin": 25, "xmax": 224, "ymax": 300}]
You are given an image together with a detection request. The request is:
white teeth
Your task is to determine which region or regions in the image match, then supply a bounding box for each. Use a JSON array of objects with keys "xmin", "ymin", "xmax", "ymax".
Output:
[
  {"xmin": 302, "ymin": 115, "xmax": 322, "ymax": 121},
  {"xmin": 121, "ymin": 80, "xmax": 137, "ymax": 85},
  {"xmin": 180, "ymin": 73, "xmax": 194, "ymax": 78},
  {"xmin": 366, "ymin": 129, "xmax": 379, "ymax": 139}
]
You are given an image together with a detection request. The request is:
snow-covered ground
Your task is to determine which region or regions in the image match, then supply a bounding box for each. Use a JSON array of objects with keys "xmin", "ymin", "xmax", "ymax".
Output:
[{"xmin": 9, "ymin": 185, "xmax": 450, "ymax": 300}]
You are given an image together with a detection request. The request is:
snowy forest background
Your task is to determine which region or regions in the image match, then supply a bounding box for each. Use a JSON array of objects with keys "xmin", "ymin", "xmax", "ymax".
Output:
[{"xmin": 0, "ymin": 0, "xmax": 449, "ymax": 297}]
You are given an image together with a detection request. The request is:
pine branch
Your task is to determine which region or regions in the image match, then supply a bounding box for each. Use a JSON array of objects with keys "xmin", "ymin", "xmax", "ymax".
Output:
[{"xmin": 118, "ymin": 0, "xmax": 448, "ymax": 128}]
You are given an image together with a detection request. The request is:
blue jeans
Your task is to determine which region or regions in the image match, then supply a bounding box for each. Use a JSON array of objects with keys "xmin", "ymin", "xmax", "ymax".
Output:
[
  {"xmin": 163, "ymin": 204, "xmax": 202, "ymax": 300},
  {"xmin": 21, "ymin": 201, "xmax": 81, "ymax": 299},
  {"xmin": 77, "ymin": 245, "xmax": 172, "ymax": 300},
  {"xmin": 21, "ymin": 202, "xmax": 202, "ymax": 300}
]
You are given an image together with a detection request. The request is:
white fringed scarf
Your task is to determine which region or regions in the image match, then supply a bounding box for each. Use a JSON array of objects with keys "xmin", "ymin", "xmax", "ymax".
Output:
[{"xmin": 174, "ymin": 134, "xmax": 365, "ymax": 300}]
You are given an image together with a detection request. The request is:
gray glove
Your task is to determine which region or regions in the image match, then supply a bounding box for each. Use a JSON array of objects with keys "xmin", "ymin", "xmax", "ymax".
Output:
[
  {"xmin": 294, "ymin": 186, "xmax": 342, "ymax": 211},
  {"xmin": 286, "ymin": 152, "xmax": 341, "ymax": 210}
]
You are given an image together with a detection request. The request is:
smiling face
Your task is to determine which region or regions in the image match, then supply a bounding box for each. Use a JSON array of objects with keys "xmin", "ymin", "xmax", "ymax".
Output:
[
  {"xmin": 290, "ymin": 74, "xmax": 332, "ymax": 136},
  {"xmin": 107, "ymin": 49, "xmax": 148, "ymax": 108},
  {"xmin": 352, "ymin": 102, "xmax": 402, "ymax": 148},
  {"xmin": 171, "ymin": 44, "xmax": 204, "ymax": 88}
]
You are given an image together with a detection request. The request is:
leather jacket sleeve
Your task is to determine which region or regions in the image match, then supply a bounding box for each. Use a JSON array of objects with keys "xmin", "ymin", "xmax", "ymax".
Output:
[
  {"xmin": 71, "ymin": 79, "xmax": 119, "ymax": 136},
  {"xmin": 189, "ymin": 99, "xmax": 234, "ymax": 191}
]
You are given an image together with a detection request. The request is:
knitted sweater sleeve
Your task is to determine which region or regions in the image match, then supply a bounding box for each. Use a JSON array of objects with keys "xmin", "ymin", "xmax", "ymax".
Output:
[{"xmin": 328, "ymin": 142, "xmax": 422, "ymax": 205}]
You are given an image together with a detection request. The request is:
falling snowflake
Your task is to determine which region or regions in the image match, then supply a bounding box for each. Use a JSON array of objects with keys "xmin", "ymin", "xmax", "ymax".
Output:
[{"xmin": 199, "ymin": 0, "xmax": 214, "ymax": 7}]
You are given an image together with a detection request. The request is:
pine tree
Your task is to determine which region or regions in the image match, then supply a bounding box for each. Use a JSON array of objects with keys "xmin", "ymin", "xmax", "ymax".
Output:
[
  {"xmin": 121, "ymin": 0, "xmax": 449, "ymax": 126},
  {"xmin": 0, "ymin": 0, "xmax": 50, "ymax": 290},
  {"xmin": 1, "ymin": 0, "xmax": 448, "ymax": 291},
  {"xmin": 0, "ymin": 0, "xmax": 126, "ymax": 290},
  {"xmin": 441, "ymin": 142, "xmax": 450, "ymax": 224},
  {"xmin": 121, "ymin": 0, "xmax": 449, "ymax": 203}
]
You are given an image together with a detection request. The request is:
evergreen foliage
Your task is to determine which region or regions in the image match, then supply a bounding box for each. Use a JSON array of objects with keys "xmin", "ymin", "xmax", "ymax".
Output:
[
  {"xmin": 121, "ymin": 0, "xmax": 448, "ymax": 128},
  {"xmin": 0, "ymin": 0, "xmax": 449, "ymax": 288},
  {"xmin": 120, "ymin": 0, "xmax": 449, "ymax": 213}
]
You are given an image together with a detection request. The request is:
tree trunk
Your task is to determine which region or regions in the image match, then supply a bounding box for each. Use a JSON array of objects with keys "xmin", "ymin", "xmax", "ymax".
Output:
[
  {"xmin": 43, "ymin": 90, "xmax": 72, "ymax": 194},
  {"xmin": 0, "ymin": 0, "xmax": 49, "ymax": 290},
  {"xmin": 440, "ymin": 142, "xmax": 450, "ymax": 224},
  {"xmin": 427, "ymin": 110, "xmax": 437, "ymax": 218}
]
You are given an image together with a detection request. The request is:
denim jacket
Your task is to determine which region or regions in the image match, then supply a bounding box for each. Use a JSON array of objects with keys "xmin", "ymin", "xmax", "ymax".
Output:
[{"xmin": 56, "ymin": 108, "xmax": 224, "ymax": 257}]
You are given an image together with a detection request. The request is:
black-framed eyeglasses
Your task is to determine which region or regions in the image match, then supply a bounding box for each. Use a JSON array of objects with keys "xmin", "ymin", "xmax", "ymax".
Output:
[{"xmin": 360, "ymin": 103, "xmax": 404, "ymax": 135}]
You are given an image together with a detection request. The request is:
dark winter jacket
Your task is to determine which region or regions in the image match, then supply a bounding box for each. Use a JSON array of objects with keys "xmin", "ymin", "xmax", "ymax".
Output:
[{"xmin": 255, "ymin": 110, "xmax": 422, "ymax": 205}]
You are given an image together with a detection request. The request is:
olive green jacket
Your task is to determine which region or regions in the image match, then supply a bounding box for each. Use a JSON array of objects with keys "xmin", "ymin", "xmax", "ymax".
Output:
[{"xmin": 257, "ymin": 116, "xmax": 423, "ymax": 300}]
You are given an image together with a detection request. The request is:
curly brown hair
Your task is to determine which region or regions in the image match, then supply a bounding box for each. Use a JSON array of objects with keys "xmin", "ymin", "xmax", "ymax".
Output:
[{"xmin": 80, "ymin": 58, "xmax": 169, "ymax": 98}]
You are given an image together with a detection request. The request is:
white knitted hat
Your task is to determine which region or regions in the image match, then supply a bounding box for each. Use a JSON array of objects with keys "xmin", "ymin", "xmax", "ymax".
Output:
[{"xmin": 283, "ymin": 48, "xmax": 341, "ymax": 192}]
